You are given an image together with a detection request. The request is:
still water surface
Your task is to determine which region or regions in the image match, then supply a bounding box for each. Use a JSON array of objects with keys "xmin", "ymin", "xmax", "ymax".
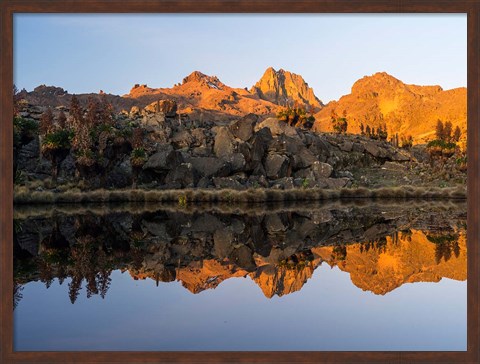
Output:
[{"xmin": 13, "ymin": 201, "xmax": 467, "ymax": 351}]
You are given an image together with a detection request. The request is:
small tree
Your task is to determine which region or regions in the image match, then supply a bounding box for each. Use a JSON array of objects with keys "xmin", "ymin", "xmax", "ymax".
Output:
[
  {"xmin": 435, "ymin": 120, "xmax": 444, "ymax": 140},
  {"xmin": 69, "ymin": 95, "xmax": 83, "ymax": 128},
  {"xmin": 40, "ymin": 108, "xmax": 54, "ymax": 135},
  {"xmin": 400, "ymin": 135, "xmax": 413, "ymax": 149},
  {"xmin": 443, "ymin": 121, "xmax": 453, "ymax": 142},
  {"xmin": 85, "ymin": 96, "xmax": 99, "ymax": 128},
  {"xmin": 365, "ymin": 125, "xmax": 371, "ymax": 137},
  {"xmin": 391, "ymin": 133, "xmax": 399, "ymax": 147},
  {"xmin": 360, "ymin": 123, "xmax": 365, "ymax": 135},
  {"xmin": 40, "ymin": 109, "xmax": 72, "ymax": 183},
  {"xmin": 377, "ymin": 124, "xmax": 388, "ymax": 140},
  {"xmin": 277, "ymin": 104, "xmax": 315, "ymax": 129},
  {"xmin": 57, "ymin": 110, "xmax": 67, "ymax": 129},
  {"xmin": 72, "ymin": 123, "xmax": 95, "ymax": 179},
  {"xmin": 99, "ymin": 94, "xmax": 114, "ymax": 126},
  {"xmin": 453, "ymin": 126, "xmax": 461, "ymax": 142},
  {"xmin": 331, "ymin": 109, "xmax": 348, "ymax": 134}
]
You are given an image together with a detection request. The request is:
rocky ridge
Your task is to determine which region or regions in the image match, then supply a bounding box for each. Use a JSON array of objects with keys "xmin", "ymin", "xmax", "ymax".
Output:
[
  {"xmin": 16, "ymin": 101, "xmax": 426, "ymax": 191},
  {"xmin": 18, "ymin": 70, "xmax": 466, "ymax": 145}
]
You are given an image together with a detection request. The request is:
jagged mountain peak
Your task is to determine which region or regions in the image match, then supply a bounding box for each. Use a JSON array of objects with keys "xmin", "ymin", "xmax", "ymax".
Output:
[
  {"xmin": 251, "ymin": 67, "xmax": 323, "ymax": 110},
  {"xmin": 182, "ymin": 70, "xmax": 224, "ymax": 90}
]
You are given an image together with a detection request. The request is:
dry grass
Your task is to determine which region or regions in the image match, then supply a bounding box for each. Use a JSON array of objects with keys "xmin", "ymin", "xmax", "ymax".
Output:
[
  {"xmin": 13, "ymin": 198, "xmax": 466, "ymax": 220},
  {"xmin": 14, "ymin": 185, "xmax": 467, "ymax": 206}
]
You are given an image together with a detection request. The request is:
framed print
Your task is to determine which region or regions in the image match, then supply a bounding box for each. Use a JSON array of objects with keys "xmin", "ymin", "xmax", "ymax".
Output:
[{"xmin": 1, "ymin": 1, "xmax": 479, "ymax": 363}]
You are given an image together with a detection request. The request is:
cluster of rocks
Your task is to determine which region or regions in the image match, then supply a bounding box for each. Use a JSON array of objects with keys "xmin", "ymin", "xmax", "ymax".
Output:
[
  {"xmin": 127, "ymin": 101, "xmax": 412, "ymax": 190},
  {"xmin": 15, "ymin": 100, "xmax": 414, "ymax": 190}
]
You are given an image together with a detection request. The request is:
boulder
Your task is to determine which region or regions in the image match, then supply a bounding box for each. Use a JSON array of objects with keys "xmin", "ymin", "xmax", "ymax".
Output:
[
  {"xmin": 246, "ymin": 174, "xmax": 269, "ymax": 188},
  {"xmin": 129, "ymin": 106, "xmax": 141, "ymax": 118},
  {"xmin": 254, "ymin": 117, "xmax": 298, "ymax": 137},
  {"xmin": 324, "ymin": 177, "xmax": 350, "ymax": 189},
  {"xmin": 144, "ymin": 99, "xmax": 177, "ymax": 117},
  {"xmin": 292, "ymin": 148, "xmax": 318, "ymax": 170},
  {"xmin": 237, "ymin": 141, "xmax": 251, "ymax": 164},
  {"xmin": 306, "ymin": 136, "xmax": 331, "ymax": 159},
  {"xmin": 364, "ymin": 141, "xmax": 388, "ymax": 158},
  {"xmin": 143, "ymin": 147, "xmax": 184, "ymax": 172},
  {"xmin": 250, "ymin": 127, "xmax": 273, "ymax": 163},
  {"xmin": 391, "ymin": 150, "xmax": 411, "ymax": 162},
  {"xmin": 352, "ymin": 142, "xmax": 365, "ymax": 153},
  {"xmin": 294, "ymin": 169, "xmax": 315, "ymax": 179},
  {"xmin": 17, "ymin": 138, "xmax": 41, "ymax": 174},
  {"xmin": 58, "ymin": 152, "xmax": 76, "ymax": 179},
  {"xmin": 191, "ymin": 128, "xmax": 207, "ymax": 147},
  {"xmin": 251, "ymin": 163, "xmax": 267, "ymax": 176},
  {"xmin": 106, "ymin": 157, "xmax": 132, "ymax": 188},
  {"xmin": 339, "ymin": 141, "xmax": 353, "ymax": 152},
  {"xmin": 311, "ymin": 161, "xmax": 333, "ymax": 179},
  {"xmin": 213, "ymin": 176, "xmax": 245, "ymax": 189},
  {"xmin": 229, "ymin": 113, "xmax": 257, "ymax": 141},
  {"xmin": 229, "ymin": 153, "xmax": 246, "ymax": 173},
  {"xmin": 196, "ymin": 176, "xmax": 212, "ymax": 188},
  {"xmin": 188, "ymin": 157, "xmax": 231, "ymax": 178},
  {"xmin": 265, "ymin": 153, "xmax": 290, "ymax": 179},
  {"xmin": 270, "ymin": 177, "xmax": 295, "ymax": 190},
  {"xmin": 142, "ymin": 113, "xmax": 166, "ymax": 127},
  {"xmin": 192, "ymin": 146, "xmax": 212, "ymax": 157},
  {"xmin": 164, "ymin": 163, "xmax": 197, "ymax": 188},
  {"xmin": 214, "ymin": 126, "xmax": 236, "ymax": 159},
  {"xmin": 171, "ymin": 130, "xmax": 193, "ymax": 149}
]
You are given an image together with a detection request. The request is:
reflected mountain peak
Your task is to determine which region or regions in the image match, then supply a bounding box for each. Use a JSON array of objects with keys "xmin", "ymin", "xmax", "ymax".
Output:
[{"xmin": 14, "ymin": 201, "xmax": 467, "ymax": 306}]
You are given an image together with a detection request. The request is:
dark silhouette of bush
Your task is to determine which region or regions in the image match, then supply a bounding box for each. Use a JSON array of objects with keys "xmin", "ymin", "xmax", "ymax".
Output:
[{"xmin": 276, "ymin": 102, "xmax": 315, "ymax": 129}]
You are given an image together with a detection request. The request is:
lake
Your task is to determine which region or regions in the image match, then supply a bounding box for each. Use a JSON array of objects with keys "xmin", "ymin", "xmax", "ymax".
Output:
[{"xmin": 13, "ymin": 200, "xmax": 467, "ymax": 351}]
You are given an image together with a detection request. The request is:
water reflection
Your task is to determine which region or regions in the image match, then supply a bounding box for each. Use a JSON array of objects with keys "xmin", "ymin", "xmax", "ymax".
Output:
[{"xmin": 13, "ymin": 200, "xmax": 467, "ymax": 307}]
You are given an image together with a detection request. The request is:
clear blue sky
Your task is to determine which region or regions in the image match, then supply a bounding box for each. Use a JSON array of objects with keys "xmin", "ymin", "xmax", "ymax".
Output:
[{"xmin": 14, "ymin": 14, "xmax": 466, "ymax": 103}]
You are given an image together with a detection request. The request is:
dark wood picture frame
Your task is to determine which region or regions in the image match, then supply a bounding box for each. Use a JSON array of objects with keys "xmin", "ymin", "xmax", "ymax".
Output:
[{"xmin": 1, "ymin": 1, "xmax": 478, "ymax": 362}]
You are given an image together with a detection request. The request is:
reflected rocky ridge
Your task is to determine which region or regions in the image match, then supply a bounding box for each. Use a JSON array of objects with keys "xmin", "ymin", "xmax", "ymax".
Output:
[{"xmin": 14, "ymin": 201, "xmax": 466, "ymax": 307}]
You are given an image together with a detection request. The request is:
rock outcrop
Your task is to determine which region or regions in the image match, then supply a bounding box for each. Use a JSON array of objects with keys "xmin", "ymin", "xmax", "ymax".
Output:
[
  {"xmin": 16, "ymin": 98, "xmax": 468, "ymax": 191},
  {"xmin": 313, "ymin": 72, "xmax": 467, "ymax": 145},
  {"xmin": 251, "ymin": 67, "xmax": 323, "ymax": 110}
]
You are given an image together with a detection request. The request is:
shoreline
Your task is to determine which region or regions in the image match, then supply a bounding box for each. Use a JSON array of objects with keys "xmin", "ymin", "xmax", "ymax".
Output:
[
  {"xmin": 13, "ymin": 185, "xmax": 467, "ymax": 205},
  {"xmin": 13, "ymin": 198, "xmax": 466, "ymax": 220}
]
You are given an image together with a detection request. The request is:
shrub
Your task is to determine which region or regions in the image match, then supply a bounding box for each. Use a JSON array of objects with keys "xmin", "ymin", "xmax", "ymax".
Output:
[
  {"xmin": 277, "ymin": 104, "xmax": 315, "ymax": 129},
  {"xmin": 400, "ymin": 135, "xmax": 413, "ymax": 149},
  {"xmin": 330, "ymin": 109, "xmax": 348, "ymax": 134},
  {"xmin": 130, "ymin": 147, "xmax": 147, "ymax": 168},
  {"xmin": 13, "ymin": 116, "xmax": 38, "ymax": 144},
  {"xmin": 41, "ymin": 129, "xmax": 73, "ymax": 153}
]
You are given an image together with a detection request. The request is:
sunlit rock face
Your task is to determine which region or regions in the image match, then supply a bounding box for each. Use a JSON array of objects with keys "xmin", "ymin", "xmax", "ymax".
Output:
[
  {"xmin": 19, "ymin": 70, "xmax": 466, "ymax": 147},
  {"xmin": 251, "ymin": 67, "xmax": 323, "ymax": 111},
  {"xmin": 313, "ymin": 72, "xmax": 467, "ymax": 145},
  {"xmin": 14, "ymin": 202, "xmax": 466, "ymax": 305}
]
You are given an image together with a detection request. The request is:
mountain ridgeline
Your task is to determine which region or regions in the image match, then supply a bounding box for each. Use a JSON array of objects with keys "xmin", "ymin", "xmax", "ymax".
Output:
[{"xmin": 17, "ymin": 68, "xmax": 467, "ymax": 145}]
